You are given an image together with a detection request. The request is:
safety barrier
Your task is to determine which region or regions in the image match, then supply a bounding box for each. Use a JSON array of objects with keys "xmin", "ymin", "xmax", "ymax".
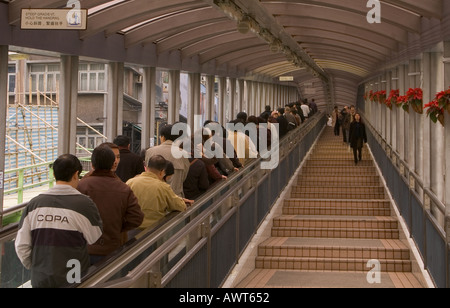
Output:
[
  {"xmin": 75, "ymin": 113, "xmax": 327, "ymax": 288},
  {"xmin": 364, "ymin": 116, "xmax": 448, "ymax": 288}
]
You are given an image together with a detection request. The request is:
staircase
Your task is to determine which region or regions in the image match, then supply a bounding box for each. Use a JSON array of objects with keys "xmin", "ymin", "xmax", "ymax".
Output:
[{"xmin": 235, "ymin": 127, "xmax": 426, "ymax": 288}]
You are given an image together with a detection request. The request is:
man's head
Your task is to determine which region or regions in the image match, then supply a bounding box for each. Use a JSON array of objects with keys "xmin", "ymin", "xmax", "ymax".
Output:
[
  {"xmin": 113, "ymin": 135, "xmax": 131, "ymax": 150},
  {"xmin": 146, "ymin": 155, "xmax": 168, "ymax": 181},
  {"xmin": 91, "ymin": 144, "xmax": 116, "ymax": 171},
  {"xmin": 52, "ymin": 154, "xmax": 83, "ymax": 188},
  {"xmin": 98, "ymin": 142, "xmax": 120, "ymax": 172},
  {"xmin": 236, "ymin": 112, "xmax": 248, "ymax": 124},
  {"xmin": 159, "ymin": 124, "xmax": 181, "ymax": 143}
]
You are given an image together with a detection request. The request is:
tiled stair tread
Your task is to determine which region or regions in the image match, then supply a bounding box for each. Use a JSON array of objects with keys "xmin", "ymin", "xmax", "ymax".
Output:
[
  {"xmin": 236, "ymin": 269, "xmax": 423, "ymax": 288},
  {"xmin": 275, "ymin": 215, "xmax": 396, "ymax": 221},
  {"xmin": 290, "ymin": 193, "xmax": 386, "ymax": 200},
  {"xmin": 284, "ymin": 198, "xmax": 391, "ymax": 205},
  {"xmin": 261, "ymin": 237, "xmax": 408, "ymax": 249},
  {"xmin": 272, "ymin": 227, "xmax": 399, "ymax": 237},
  {"xmin": 255, "ymin": 257, "xmax": 412, "ymax": 272},
  {"xmin": 291, "ymin": 186, "xmax": 385, "ymax": 192},
  {"xmin": 274, "ymin": 216, "xmax": 398, "ymax": 226}
]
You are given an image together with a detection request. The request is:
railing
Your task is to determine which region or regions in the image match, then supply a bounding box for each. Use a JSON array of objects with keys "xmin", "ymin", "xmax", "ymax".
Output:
[
  {"xmin": 363, "ymin": 114, "xmax": 448, "ymax": 288},
  {"xmin": 1, "ymin": 156, "xmax": 92, "ymax": 227},
  {"xmin": 0, "ymin": 113, "xmax": 326, "ymax": 288},
  {"xmin": 74, "ymin": 113, "xmax": 326, "ymax": 288},
  {"xmin": 3, "ymin": 162, "xmax": 54, "ymax": 204}
]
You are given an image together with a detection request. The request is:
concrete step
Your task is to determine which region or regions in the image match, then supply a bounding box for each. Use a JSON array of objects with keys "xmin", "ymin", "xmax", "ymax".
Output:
[
  {"xmin": 271, "ymin": 227, "xmax": 399, "ymax": 239},
  {"xmin": 255, "ymin": 256, "xmax": 412, "ymax": 272},
  {"xmin": 297, "ymin": 175, "xmax": 380, "ymax": 186},
  {"xmin": 305, "ymin": 160, "xmax": 374, "ymax": 167},
  {"xmin": 291, "ymin": 186, "xmax": 385, "ymax": 195},
  {"xmin": 290, "ymin": 191, "xmax": 386, "ymax": 200},
  {"xmin": 273, "ymin": 216, "xmax": 398, "ymax": 230}
]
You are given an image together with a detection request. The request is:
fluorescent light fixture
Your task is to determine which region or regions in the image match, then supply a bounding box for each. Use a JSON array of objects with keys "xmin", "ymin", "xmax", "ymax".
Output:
[{"xmin": 88, "ymin": 0, "xmax": 127, "ymax": 16}]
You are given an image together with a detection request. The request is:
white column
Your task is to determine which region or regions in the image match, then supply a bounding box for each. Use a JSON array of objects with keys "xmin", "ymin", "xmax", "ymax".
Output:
[
  {"xmin": 237, "ymin": 79, "xmax": 244, "ymax": 115},
  {"xmin": 105, "ymin": 62, "xmax": 124, "ymax": 141},
  {"xmin": 391, "ymin": 68, "xmax": 398, "ymax": 152},
  {"xmin": 398, "ymin": 65, "xmax": 407, "ymax": 161},
  {"xmin": 188, "ymin": 72, "xmax": 201, "ymax": 132},
  {"xmin": 0, "ymin": 46, "xmax": 8, "ymax": 217},
  {"xmin": 444, "ymin": 41, "xmax": 450, "ymax": 243},
  {"xmin": 205, "ymin": 75, "xmax": 216, "ymax": 121},
  {"xmin": 218, "ymin": 77, "xmax": 226, "ymax": 125},
  {"xmin": 229, "ymin": 78, "xmax": 236, "ymax": 120},
  {"xmin": 142, "ymin": 67, "xmax": 156, "ymax": 149},
  {"xmin": 168, "ymin": 70, "xmax": 180, "ymax": 124},
  {"xmin": 59, "ymin": 55, "xmax": 79, "ymax": 154}
]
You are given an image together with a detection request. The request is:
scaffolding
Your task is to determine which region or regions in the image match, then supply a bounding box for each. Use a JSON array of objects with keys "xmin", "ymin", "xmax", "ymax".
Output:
[{"xmin": 3, "ymin": 58, "xmax": 106, "ymax": 205}]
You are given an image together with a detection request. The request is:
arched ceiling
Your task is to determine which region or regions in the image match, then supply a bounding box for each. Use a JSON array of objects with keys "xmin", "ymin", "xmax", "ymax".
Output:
[{"xmin": 2, "ymin": 0, "xmax": 448, "ymax": 110}]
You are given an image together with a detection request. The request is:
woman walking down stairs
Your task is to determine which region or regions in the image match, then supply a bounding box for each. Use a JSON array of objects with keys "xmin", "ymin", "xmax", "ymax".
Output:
[{"xmin": 230, "ymin": 127, "xmax": 431, "ymax": 288}]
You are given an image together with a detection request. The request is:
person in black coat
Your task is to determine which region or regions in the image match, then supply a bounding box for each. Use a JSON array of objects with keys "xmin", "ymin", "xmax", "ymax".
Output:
[
  {"xmin": 276, "ymin": 107, "xmax": 289, "ymax": 139},
  {"xmin": 349, "ymin": 113, "xmax": 367, "ymax": 165}
]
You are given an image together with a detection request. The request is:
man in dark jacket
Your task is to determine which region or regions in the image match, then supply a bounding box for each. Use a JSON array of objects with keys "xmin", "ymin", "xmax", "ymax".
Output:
[
  {"xmin": 276, "ymin": 108, "xmax": 289, "ymax": 139},
  {"xmin": 78, "ymin": 144, "xmax": 144, "ymax": 264},
  {"xmin": 114, "ymin": 135, "xmax": 145, "ymax": 183},
  {"xmin": 349, "ymin": 113, "xmax": 368, "ymax": 165}
]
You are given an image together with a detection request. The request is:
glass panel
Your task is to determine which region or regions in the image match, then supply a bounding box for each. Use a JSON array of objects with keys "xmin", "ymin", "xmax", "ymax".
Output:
[
  {"xmin": 38, "ymin": 74, "xmax": 44, "ymax": 92},
  {"xmin": 30, "ymin": 64, "xmax": 45, "ymax": 73},
  {"xmin": 47, "ymin": 64, "xmax": 60, "ymax": 72},
  {"xmin": 89, "ymin": 73, "xmax": 97, "ymax": 91},
  {"xmin": 46, "ymin": 74, "xmax": 54, "ymax": 92},
  {"xmin": 79, "ymin": 64, "xmax": 88, "ymax": 71},
  {"xmin": 8, "ymin": 75, "xmax": 16, "ymax": 93},
  {"xmin": 80, "ymin": 73, "xmax": 88, "ymax": 91},
  {"xmin": 0, "ymin": 238, "xmax": 31, "ymax": 288},
  {"xmin": 90, "ymin": 63, "xmax": 105, "ymax": 71},
  {"xmin": 98, "ymin": 73, "xmax": 105, "ymax": 91}
]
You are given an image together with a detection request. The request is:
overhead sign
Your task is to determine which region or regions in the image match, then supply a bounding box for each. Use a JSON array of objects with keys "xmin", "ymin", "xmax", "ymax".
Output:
[
  {"xmin": 21, "ymin": 8, "xmax": 88, "ymax": 30},
  {"xmin": 304, "ymin": 88, "xmax": 316, "ymax": 95},
  {"xmin": 279, "ymin": 76, "xmax": 294, "ymax": 82}
]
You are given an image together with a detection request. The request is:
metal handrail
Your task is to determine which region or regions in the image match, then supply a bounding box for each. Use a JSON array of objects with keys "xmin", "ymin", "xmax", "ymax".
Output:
[{"xmin": 362, "ymin": 113, "xmax": 446, "ymax": 230}]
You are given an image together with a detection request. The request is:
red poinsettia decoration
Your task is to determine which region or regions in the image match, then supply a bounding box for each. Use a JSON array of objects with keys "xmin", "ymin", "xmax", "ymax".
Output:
[
  {"xmin": 375, "ymin": 90, "xmax": 386, "ymax": 104},
  {"xmin": 435, "ymin": 87, "xmax": 450, "ymax": 115},
  {"xmin": 397, "ymin": 95, "xmax": 409, "ymax": 112},
  {"xmin": 424, "ymin": 100, "xmax": 444, "ymax": 126},
  {"xmin": 405, "ymin": 88, "xmax": 423, "ymax": 114},
  {"xmin": 387, "ymin": 89, "xmax": 399, "ymax": 110}
]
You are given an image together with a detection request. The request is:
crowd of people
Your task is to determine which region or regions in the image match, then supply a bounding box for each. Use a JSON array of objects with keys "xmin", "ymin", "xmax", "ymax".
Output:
[
  {"xmin": 14, "ymin": 98, "xmax": 320, "ymax": 288},
  {"xmin": 330, "ymin": 105, "xmax": 368, "ymax": 165}
]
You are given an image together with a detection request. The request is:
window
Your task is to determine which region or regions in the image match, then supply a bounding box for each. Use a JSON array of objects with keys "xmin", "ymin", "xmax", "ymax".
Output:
[
  {"xmin": 76, "ymin": 126, "xmax": 106, "ymax": 155},
  {"xmin": 8, "ymin": 65, "xmax": 16, "ymax": 93},
  {"xmin": 79, "ymin": 63, "xmax": 106, "ymax": 93},
  {"xmin": 29, "ymin": 63, "xmax": 60, "ymax": 93}
]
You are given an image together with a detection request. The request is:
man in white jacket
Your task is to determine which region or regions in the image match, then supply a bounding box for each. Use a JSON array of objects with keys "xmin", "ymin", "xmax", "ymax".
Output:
[{"xmin": 15, "ymin": 154, "xmax": 102, "ymax": 288}]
